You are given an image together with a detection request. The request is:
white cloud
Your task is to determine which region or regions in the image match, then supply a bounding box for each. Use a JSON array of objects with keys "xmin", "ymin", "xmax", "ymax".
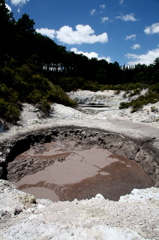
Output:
[
  {"xmin": 131, "ymin": 44, "xmax": 141, "ymax": 50},
  {"xmin": 144, "ymin": 23, "xmax": 159, "ymax": 35},
  {"xmin": 90, "ymin": 9, "xmax": 96, "ymax": 15},
  {"xmin": 11, "ymin": 0, "xmax": 30, "ymax": 6},
  {"xmin": 101, "ymin": 17, "xmax": 109, "ymax": 23},
  {"xmin": 56, "ymin": 25, "xmax": 108, "ymax": 45},
  {"xmin": 100, "ymin": 4, "xmax": 106, "ymax": 9},
  {"xmin": 125, "ymin": 47, "xmax": 159, "ymax": 65},
  {"xmin": 116, "ymin": 13, "xmax": 137, "ymax": 22},
  {"xmin": 36, "ymin": 28, "xmax": 56, "ymax": 39},
  {"xmin": 5, "ymin": 4, "xmax": 12, "ymax": 12},
  {"xmin": 119, "ymin": 0, "xmax": 124, "ymax": 5},
  {"xmin": 36, "ymin": 25, "xmax": 108, "ymax": 45},
  {"xmin": 71, "ymin": 47, "xmax": 111, "ymax": 62},
  {"xmin": 126, "ymin": 34, "xmax": 136, "ymax": 40}
]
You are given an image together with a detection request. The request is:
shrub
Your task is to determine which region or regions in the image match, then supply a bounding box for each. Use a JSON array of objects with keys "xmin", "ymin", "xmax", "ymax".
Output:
[
  {"xmin": 36, "ymin": 98, "xmax": 51, "ymax": 117},
  {"xmin": 0, "ymin": 98, "xmax": 20, "ymax": 123},
  {"xmin": 131, "ymin": 101, "xmax": 143, "ymax": 112},
  {"xmin": 151, "ymin": 106, "xmax": 158, "ymax": 112},
  {"xmin": 122, "ymin": 93, "xmax": 127, "ymax": 98},
  {"xmin": 149, "ymin": 83, "xmax": 159, "ymax": 94},
  {"xmin": 27, "ymin": 90, "xmax": 43, "ymax": 103},
  {"xmin": 4, "ymin": 103, "xmax": 20, "ymax": 122},
  {"xmin": 129, "ymin": 88, "xmax": 141, "ymax": 97},
  {"xmin": 119, "ymin": 102, "xmax": 130, "ymax": 109}
]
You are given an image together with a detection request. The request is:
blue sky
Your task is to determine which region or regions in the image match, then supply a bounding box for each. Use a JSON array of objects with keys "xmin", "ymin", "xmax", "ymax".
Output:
[{"xmin": 6, "ymin": 0, "xmax": 159, "ymax": 66}]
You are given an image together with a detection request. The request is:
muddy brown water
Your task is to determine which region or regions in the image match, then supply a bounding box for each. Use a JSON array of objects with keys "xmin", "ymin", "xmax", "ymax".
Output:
[{"xmin": 10, "ymin": 141, "xmax": 154, "ymax": 202}]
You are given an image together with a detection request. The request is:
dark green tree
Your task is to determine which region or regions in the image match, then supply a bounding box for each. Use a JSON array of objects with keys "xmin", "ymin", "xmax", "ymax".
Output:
[
  {"xmin": 15, "ymin": 14, "xmax": 36, "ymax": 63},
  {"xmin": 0, "ymin": 0, "xmax": 15, "ymax": 65}
]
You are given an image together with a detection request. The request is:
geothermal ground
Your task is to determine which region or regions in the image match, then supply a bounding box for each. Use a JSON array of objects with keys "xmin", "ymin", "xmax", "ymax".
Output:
[{"xmin": 0, "ymin": 90, "xmax": 159, "ymax": 239}]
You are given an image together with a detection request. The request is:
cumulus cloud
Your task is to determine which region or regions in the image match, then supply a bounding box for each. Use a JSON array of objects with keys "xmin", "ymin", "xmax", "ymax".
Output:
[
  {"xmin": 36, "ymin": 28, "xmax": 56, "ymax": 39},
  {"xmin": 144, "ymin": 23, "xmax": 159, "ymax": 35},
  {"xmin": 36, "ymin": 25, "xmax": 108, "ymax": 45},
  {"xmin": 131, "ymin": 44, "xmax": 141, "ymax": 50},
  {"xmin": 100, "ymin": 4, "xmax": 106, "ymax": 9},
  {"xmin": 11, "ymin": 0, "xmax": 30, "ymax": 6},
  {"xmin": 125, "ymin": 47, "xmax": 159, "ymax": 65},
  {"xmin": 116, "ymin": 13, "xmax": 137, "ymax": 22},
  {"xmin": 5, "ymin": 4, "xmax": 12, "ymax": 12},
  {"xmin": 126, "ymin": 34, "xmax": 136, "ymax": 40},
  {"xmin": 90, "ymin": 9, "xmax": 96, "ymax": 16},
  {"xmin": 101, "ymin": 17, "xmax": 109, "ymax": 23},
  {"xmin": 71, "ymin": 47, "xmax": 111, "ymax": 62},
  {"xmin": 56, "ymin": 25, "xmax": 108, "ymax": 44}
]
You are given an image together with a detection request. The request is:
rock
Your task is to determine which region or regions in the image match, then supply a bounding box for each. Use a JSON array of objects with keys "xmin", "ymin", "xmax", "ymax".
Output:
[
  {"xmin": 0, "ymin": 119, "xmax": 9, "ymax": 132},
  {"xmin": 0, "ymin": 180, "xmax": 159, "ymax": 239},
  {"xmin": 119, "ymin": 187, "xmax": 159, "ymax": 203}
]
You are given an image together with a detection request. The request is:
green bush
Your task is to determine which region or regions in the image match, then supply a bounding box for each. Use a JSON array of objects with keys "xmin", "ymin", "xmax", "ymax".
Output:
[
  {"xmin": 129, "ymin": 88, "xmax": 141, "ymax": 97},
  {"xmin": 27, "ymin": 89, "xmax": 43, "ymax": 103},
  {"xmin": 119, "ymin": 102, "xmax": 130, "ymax": 109},
  {"xmin": 131, "ymin": 101, "xmax": 143, "ymax": 112},
  {"xmin": 149, "ymin": 83, "xmax": 159, "ymax": 94},
  {"xmin": 122, "ymin": 93, "xmax": 127, "ymax": 98},
  {"xmin": 36, "ymin": 98, "xmax": 51, "ymax": 116},
  {"xmin": 151, "ymin": 106, "xmax": 158, "ymax": 112},
  {"xmin": 51, "ymin": 85, "xmax": 77, "ymax": 107},
  {"xmin": 0, "ymin": 98, "xmax": 20, "ymax": 122}
]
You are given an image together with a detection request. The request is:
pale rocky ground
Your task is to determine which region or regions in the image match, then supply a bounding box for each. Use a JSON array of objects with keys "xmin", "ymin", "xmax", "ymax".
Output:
[
  {"xmin": 67, "ymin": 90, "xmax": 159, "ymax": 127},
  {"xmin": 1, "ymin": 89, "xmax": 159, "ymax": 137},
  {"xmin": 0, "ymin": 90, "xmax": 159, "ymax": 239},
  {"xmin": 21, "ymin": 89, "xmax": 159, "ymax": 128},
  {"xmin": 0, "ymin": 180, "xmax": 159, "ymax": 240}
]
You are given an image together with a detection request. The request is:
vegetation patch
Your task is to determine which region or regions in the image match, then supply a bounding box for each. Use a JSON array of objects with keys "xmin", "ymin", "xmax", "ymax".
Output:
[{"xmin": 119, "ymin": 86, "xmax": 159, "ymax": 112}]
